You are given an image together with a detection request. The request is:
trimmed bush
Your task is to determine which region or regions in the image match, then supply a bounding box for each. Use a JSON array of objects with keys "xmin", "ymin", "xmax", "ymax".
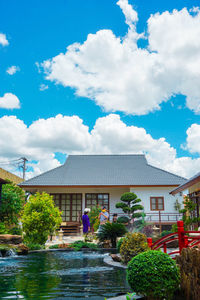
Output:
[
  {"xmin": 120, "ymin": 232, "xmax": 149, "ymax": 264},
  {"xmin": 127, "ymin": 250, "xmax": 180, "ymax": 300},
  {"xmin": 117, "ymin": 216, "xmax": 130, "ymax": 224}
]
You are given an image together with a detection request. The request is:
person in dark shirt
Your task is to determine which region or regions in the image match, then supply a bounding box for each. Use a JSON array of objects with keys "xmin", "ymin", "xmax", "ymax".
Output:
[{"xmin": 82, "ymin": 210, "xmax": 90, "ymax": 234}]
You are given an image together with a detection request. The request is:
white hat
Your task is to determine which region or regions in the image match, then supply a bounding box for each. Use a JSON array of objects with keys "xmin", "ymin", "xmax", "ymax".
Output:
[{"xmin": 84, "ymin": 208, "xmax": 90, "ymax": 213}]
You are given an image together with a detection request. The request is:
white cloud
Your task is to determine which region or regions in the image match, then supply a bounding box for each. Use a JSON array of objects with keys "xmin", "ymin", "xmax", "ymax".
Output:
[
  {"xmin": 185, "ymin": 123, "xmax": 200, "ymax": 154},
  {"xmin": 0, "ymin": 33, "xmax": 9, "ymax": 46},
  {"xmin": 39, "ymin": 84, "xmax": 49, "ymax": 91},
  {"xmin": 6, "ymin": 66, "xmax": 20, "ymax": 75},
  {"xmin": 0, "ymin": 113, "xmax": 199, "ymax": 179},
  {"xmin": 41, "ymin": 1, "xmax": 200, "ymax": 115},
  {"xmin": 0, "ymin": 93, "xmax": 20, "ymax": 109}
]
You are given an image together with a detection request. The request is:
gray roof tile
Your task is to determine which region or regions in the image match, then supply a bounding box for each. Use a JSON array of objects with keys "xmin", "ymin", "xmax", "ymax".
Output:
[{"xmin": 20, "ymin": 155, "xmax": 187, "ymax": 187}]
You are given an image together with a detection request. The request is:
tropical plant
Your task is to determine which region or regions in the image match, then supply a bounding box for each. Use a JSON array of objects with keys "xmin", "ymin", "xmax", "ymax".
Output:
[
  {"xmin": 88, "ymin": 205, "xmax": 101, "ymax": 230},
  {"xmin": 127, "ymin": 250, "xmax": 180, "ymax": 300},
  {"xmin": 21, "ymin": 192, "xmax": 62, "ymax": 245},
  {"xmin": 0, "ymin": 181, "xmax": 25, "ymax": 225},
  {"xmin": 120, "ymin": 232, "xmax": 149, "ymax": 264},
  {"xmin": 97, "ymin": 222, "xmax": 127, "ymax": 248},
  {"xmin": 115, "ymin": 192, "xmax": 144, "ymax": 227},
  {"xmin": 179, "ymin": 195, "xmax": 200, "ymax": 229}
]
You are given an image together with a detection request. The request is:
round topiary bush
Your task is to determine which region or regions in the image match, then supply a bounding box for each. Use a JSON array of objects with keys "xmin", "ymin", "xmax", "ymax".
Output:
[
  {"xmin": 127, "ymin": 250, "xmax": 180, "ymax": 300},
  {"xmin": 117, "ymin": 216, "xmax": 130, "ymax": 224},
  {"xmin": 120, "ymin": 232, "xmax": 149, "ymax": 264}
]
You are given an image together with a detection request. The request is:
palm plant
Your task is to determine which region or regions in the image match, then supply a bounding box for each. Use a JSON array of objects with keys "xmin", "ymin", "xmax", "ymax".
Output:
[{"xmin": 97, "ymin": 222, "xmax": 127, "ymax": 248}]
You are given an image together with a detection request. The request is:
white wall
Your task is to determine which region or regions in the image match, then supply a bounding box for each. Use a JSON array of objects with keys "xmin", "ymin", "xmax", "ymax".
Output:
[
  {"xmin": 25, "ymin": 185, "xmax": 183, "ymax": 221},
  {"xmin": 130, "ymin": 186, "xmax": 183, "ymax": 222}
]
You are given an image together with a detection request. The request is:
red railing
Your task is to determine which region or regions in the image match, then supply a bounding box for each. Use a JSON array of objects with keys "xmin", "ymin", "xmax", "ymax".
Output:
[{"xmin": 147, "ymin": 221, "xmax": 200, "ymax": 258}]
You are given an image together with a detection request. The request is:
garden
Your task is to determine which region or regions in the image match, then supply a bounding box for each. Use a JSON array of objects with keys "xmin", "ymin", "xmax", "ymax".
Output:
[{"xmin": 0, "ymin": 184, "xmax": 199, "ymax": 299}]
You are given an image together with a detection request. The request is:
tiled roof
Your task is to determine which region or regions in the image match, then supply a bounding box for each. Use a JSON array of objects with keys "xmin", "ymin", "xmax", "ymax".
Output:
[
  {"xmin": 170, "ymin": 171, "xmax": 200, "ymax": 195},
  {"xmin": 20, "ymin": 155, "xmax": 186, "ymax": 187}
]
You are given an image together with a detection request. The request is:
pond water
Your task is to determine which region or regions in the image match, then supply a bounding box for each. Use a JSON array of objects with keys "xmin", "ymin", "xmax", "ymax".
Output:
[{"xmin": 0, "ymin": 250, "xmax": 130, "ymax": 299}]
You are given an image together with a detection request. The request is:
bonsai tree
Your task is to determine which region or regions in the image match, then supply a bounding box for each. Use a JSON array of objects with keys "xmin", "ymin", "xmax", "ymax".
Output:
[
  {"xmin": 116, "ymin": 192, "xmax": 144, "ymax": 227},
  {"xmin": 21, "ymin": 192, "xmax": 62, "ymax": 245},
  {"xmin": 97, "ymin": 222, "xmax": 127, "ymax": 248}
]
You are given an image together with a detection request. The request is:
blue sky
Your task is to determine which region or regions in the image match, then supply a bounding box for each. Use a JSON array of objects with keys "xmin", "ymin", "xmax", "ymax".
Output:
[{"xmin": 0, "ymin": 0, "xmax": 200, "ymax": 179}]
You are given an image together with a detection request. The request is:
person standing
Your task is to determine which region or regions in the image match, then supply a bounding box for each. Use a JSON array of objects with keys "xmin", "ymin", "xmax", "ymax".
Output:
[
  {"xmin": 82, "ymin": 209, "xmax": 90, "ymax": 235},
  {"xmin": 99, "ymin": 207, "xmax": 109, "ymax": 225}
]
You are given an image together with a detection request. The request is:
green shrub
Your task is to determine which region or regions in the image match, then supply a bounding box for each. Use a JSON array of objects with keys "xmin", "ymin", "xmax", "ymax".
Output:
[
  {"xmin": 161, "ymin": 230, "xmax": 172, "ymax": 237},
  {"xmin": 49, "ymin": 244, "xmax": 59, "ymax": 249},
  {"xmin": 117, "ymin": 216, "xmax": 130, "ymax": 224},
  {"xmin": 93, "ymin": 218, "xmax": 100, "ymax": 232},
  {"xmin": 120, "ymin": 232, "xmax": 149, "ymax": 264},
  {"xmin": 0, "ymin": 222, "xmax": 8, "ymax": 234},
  {"xmin": 0, "ymin": 181, "xmax": 25, "ymax": 226},
  {"xmin": 88, "ymin": 205, "xmax": 101, "ymax": 230},
  {"xmin": 21, "ymin": 192, "xmax": 62, "ymax": 245},
  {"xmin": 26, "ymin": 243, "xmax": 45, "ymax": 250},
  {"xmin": 8, "ymin": 226, "xmax": 22, "ymax": 235},
  {"xmin": 97, "ymin": 222, "xmax": 127, "ymax": 248},
  {"xmin": 127, "ymin": 250, "xmax": 180, "ymax": 300},
  {"xmin": 70, "ymin": 241, "xmax": 98, "ymax": 251},
  {"xmin": 117, "ymin": 237, "xmax": 124, "ymax": 253}
]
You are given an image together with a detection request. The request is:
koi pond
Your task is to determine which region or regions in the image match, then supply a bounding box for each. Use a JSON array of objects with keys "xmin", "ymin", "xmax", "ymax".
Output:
[{"xmin": 0, "ymin": 251, "xmax": 129, "ymax": 299}]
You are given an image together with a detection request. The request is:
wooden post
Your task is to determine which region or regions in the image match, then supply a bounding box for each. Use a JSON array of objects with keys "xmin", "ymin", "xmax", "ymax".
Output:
[
  {"xmin": 163, "ymin": 243, "xmax": 167, "ymax": 253},
  {"xmin": 177, "ymin": 220, "xmax": 185, "ymax": 253},
  {"xmin": 147, "ymin": 237, "xmax": 152, "ymax": 249},
  {"xmin": 159, "ymin": 210, "xmax": 162, "ymax": 234}
]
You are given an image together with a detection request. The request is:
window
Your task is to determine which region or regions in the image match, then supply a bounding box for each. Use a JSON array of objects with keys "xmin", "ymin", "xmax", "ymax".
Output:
[
  {"xmin": 85, "ymin": 193, "xmax": 109, "ymax": 210},
  {"xmin": 150, "ymin": 197, "xmax": 164, "ymax": 211},
  {"xmin": 51, "ymin": 194, "xmax": 82, "ymax": 222}
]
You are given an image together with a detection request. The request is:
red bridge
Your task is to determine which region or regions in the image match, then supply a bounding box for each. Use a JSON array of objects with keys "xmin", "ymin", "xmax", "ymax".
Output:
[{"xmin": 147, "ymin": 221, "xmax": 200, "ymax": 258}]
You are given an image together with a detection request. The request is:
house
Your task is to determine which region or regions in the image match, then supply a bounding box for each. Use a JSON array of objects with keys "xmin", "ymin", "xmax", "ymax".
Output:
[
  {"xmin": 171, "ymin": 172, "xmax": 200, "ymax": 226},
  {"xmin": 19, "ymin": 154, "xmax": 186, "ymax": 235}
]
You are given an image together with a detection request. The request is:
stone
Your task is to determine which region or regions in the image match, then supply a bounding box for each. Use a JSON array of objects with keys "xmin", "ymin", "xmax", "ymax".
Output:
[
  {"xmin": 0, "ymin": 234, "xmax": 22, "ymax": 245},
  {"xmin": 16, "ymin": 244, "xmax": 29, "ymax": 255},
  {"xmin": 110, "ymin": 254, "xmax": 122, "ymax": 262}
]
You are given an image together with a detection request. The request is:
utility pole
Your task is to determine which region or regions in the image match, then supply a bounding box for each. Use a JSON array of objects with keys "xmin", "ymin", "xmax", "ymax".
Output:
[{"xmin": 20, "ymin": 157, "xmax": 28, "ymax": 181}]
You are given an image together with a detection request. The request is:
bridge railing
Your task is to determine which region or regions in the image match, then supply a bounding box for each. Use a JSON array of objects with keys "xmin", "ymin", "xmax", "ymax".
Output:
[{"xmin": 147, "ymin": 221, "xmax": 200, "ymax": 258}]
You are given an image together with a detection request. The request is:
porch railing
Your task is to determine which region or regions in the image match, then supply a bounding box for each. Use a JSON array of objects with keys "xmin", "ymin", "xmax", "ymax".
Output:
[{"xmin": 112, "ymin": 212, "xmax": 181, "ymax": 223}]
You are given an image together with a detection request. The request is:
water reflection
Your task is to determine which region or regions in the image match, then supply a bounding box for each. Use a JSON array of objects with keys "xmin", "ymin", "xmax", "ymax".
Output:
[{"xmin": 0, "ymin": 251, "xmax": 129, "ymax": 299}]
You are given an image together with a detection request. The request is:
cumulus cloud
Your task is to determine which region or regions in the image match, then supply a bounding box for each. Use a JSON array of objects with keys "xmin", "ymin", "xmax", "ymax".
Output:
[
  {"xmin": 0, "ymin": 33, "xmax": 9, "ymax": 46},
  {"xmin": 185, "ymin": 123, "xmax": 200, "ymax": 154},
  {"xmin": 41, "ymin": 1, "xmax": 200, "ymax": 115},
  {"xmin": 0, "ymin": 93, "xmax": 20, "ymax": 109},
  {"xmin": 0, "ymin": 113, "xmax": 199, "ymax": 179},
  {"xmin": 6, "ymin": 66, "xmax": 20, "ymax": 75}
]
